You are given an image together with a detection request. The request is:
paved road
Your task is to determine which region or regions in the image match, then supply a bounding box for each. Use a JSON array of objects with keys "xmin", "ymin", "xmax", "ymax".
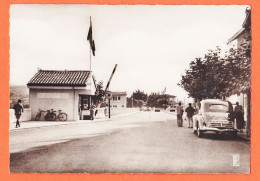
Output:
[{"xmin": 10, "ymin": 112, "xmax": 250, "ymax": 173}]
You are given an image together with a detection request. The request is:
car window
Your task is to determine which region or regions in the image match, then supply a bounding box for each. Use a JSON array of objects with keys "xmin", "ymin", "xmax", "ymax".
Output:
[{"xmin": 206, "ymin": 104, "xmax": 228, "ymax": 113}]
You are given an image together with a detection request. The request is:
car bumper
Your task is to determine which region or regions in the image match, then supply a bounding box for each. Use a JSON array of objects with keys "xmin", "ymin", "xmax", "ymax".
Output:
[{"xmin": 201, "ymin": 126, "xmax": 237, "ymax": 132}]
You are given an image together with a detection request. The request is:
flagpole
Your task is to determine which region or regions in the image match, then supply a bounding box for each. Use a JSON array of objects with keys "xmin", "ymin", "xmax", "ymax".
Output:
[
  {"xmin": 89, "ymin": 16, "xmax": 92, "ymax": 96},
  {"xmin": 90, "ymin": 16, "xmax": 92, "ymax": 74}
]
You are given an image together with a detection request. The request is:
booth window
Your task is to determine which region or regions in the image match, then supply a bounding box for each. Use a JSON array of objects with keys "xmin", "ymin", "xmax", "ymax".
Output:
[{"xmin": 80, "ymin": 95, "xmax": 91, "ymax": 110}]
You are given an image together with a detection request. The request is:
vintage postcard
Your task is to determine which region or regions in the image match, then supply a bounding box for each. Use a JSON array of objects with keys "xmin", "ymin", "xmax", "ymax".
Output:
[{"xmin": 8, "ymin": 4, "xmax": 251, "ymax": 175}]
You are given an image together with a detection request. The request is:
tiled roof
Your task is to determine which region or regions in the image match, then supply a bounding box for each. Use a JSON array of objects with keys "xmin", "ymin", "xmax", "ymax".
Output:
[{"xmin": 27, "ymin": 70, "xmax": 90, "ymax": 87}]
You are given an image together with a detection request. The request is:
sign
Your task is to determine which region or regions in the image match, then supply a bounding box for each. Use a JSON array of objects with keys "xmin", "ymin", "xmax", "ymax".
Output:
[{"xmin": 106, "ymin": 91, "xmax": 112, "ymax": 100}]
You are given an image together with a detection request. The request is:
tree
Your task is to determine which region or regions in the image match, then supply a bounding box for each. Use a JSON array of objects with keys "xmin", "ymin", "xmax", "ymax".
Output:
[
  {"xmin": 146, "ymin": 92, "xmax": 170, "ymax": 108},
  {"xmin": 179, "ymin": 49, "xmax": 227, "ymax": 100},
  {"xmin": 126, "ymin": 97, "xmax": 133, "ymax": 108},
  {"xmin": 132, "ymin": 89, "xmax": 148, "ymax": 102},
  {"xmin": 92, "ymin": 81, "xmax": 106, "ymax": 107},
  {"xmin": 146, "ymin": 92, "xmax": 160, "ymax": 108},
  {"xmin": 179, "ymin": 44, "xmax": 250, "ymax": 101}
]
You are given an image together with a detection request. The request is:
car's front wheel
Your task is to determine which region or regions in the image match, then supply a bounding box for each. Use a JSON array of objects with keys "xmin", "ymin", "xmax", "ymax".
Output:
[{"xmin": 193, "ymin": 123, "xmax": 197, "ymax": 133}]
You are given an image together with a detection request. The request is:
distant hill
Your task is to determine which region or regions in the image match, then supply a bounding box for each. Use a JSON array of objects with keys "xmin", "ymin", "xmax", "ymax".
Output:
[{"xmin": 10, "ymin": 85, "xmax": 29, "ymax": 108}]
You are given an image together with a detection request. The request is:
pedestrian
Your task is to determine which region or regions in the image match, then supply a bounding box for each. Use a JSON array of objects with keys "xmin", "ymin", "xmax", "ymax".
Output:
[
  {"xmin": 95, "ymin": 109, "xmax": 98, "ymax": 117},
  {"xmin": 90, "ymin": 106, "xmax": 95, "ymax": 120},
  {"xmin": 13, "ymin": 99, "xmax": 24, "ymax": 128},
  {"xmin": 185, "ymin": 103, "xmax": 195, "ymax": 128},
  {"xmin": 176, "ymin": 102, "xmax": 184, "ymax": 127},
  {"xmin": 234, "ymin": 102, "xmax": 244, "ymax": 132}
]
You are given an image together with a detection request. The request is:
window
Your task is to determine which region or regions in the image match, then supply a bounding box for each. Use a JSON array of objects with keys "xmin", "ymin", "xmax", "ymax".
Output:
[
  {"xmin": 122, "ymin": 105, "xmax": 124, "ymax": 108},
  {"xmin": 113, "ymin": 96, "xmax": 117, "ymax": 101},
  {"xmin": 207, "ymin": 104, "xmax": 228, "ymax": 113},
  {"xmin": 118, "ymin": 96, "xmax": 121, "ymax": 100},
  {"xmin": 79, "ymin": 95, "xmax": 90, "ymax": 110}
]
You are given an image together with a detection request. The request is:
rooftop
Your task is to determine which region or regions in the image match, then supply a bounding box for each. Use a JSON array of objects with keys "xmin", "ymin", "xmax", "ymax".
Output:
[
  {"xmin": 111, "ymin": 91, "xmax": 127, "ymax": 95},
  {"xmin": 27, "ymin": 70, "xmax": 90, "ymax": 87}
]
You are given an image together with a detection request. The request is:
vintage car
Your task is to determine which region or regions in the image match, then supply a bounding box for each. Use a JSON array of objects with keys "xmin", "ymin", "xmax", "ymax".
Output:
[{"xmin": 192, "ymin": 99, "xmax": 237, "ymax": 138}]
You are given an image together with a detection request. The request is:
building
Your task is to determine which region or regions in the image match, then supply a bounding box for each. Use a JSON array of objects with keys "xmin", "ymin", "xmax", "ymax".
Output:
[
  {"xmin": 27, "ymin": 70, "xmax": 95, "ymax": 121},
  {"xmin": 108, "ymin": 91, "xmax": 127, "ymax": 108},
  {"xmin": 228, "ymin": 8, "xmax": 251, "ymax": 133},
  {"xmin": 166, "ymin": 94, "xmax": 177, "ymax": 107},
  {"xmin": 228, "ymin": 8, "xmax": 251, "ymax": 51}
]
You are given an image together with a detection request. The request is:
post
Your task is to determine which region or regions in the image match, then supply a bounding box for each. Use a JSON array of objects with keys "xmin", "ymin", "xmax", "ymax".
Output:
[
  {"xmin": 109, "ymin": 99, "xmax": 111, "ymax": 119},
  {"xmin": 247, "ymin": 90, "xmax": 251, "ymax": 137},
  {"xmin": 89, "ymin": 16, "xmax": 92, "ymax": 93},
  {"xmin": 132, "ymin": 98, "xmax": 133, "ymax": 108},
  {"xmin": 165, "ymin": 94, "xmax": 167, "ymax": 110}
]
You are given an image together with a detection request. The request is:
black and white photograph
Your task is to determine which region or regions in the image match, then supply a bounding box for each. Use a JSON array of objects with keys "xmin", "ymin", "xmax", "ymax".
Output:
[{"xmin": 9, "ymin": 5, "xmax": 251, "ymax": 173}]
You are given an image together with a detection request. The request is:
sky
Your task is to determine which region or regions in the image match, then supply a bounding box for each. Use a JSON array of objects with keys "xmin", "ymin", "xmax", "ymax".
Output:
[{"xmin": 9, "ymin": 5, "xmax": 248, "ymax": 99}]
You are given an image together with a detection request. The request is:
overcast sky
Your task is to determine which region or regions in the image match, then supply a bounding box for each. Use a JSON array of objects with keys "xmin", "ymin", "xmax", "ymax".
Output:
[{"xmin": 9, "ymin": 5, "xmax": 248, "ymax": 98}]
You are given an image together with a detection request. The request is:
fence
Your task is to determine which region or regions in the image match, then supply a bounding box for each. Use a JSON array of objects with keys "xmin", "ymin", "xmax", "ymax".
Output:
[
  {"xmin": 94, "ymin": 107, "xmax": 139, "ymax": 118},
  {"xmin": 110, "ymin": 108, "xmax": 139, "ymax": 116}
]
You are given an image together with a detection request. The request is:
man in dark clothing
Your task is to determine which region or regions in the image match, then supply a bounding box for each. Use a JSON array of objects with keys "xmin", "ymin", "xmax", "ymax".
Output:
[
  {"xmin": 234, "ymin": 102, "xmax": 244, "ymax": 132},
  {"xmin": 13, "ymin": 99, "xmax": 24, "ymax": 128},
  {"xmin": 185, "ymin": 103, "xmax": 195, "ymax": 128},
  {"xmin": 176, "ymin": 103, "xmax": 184, "ymax": 127}
]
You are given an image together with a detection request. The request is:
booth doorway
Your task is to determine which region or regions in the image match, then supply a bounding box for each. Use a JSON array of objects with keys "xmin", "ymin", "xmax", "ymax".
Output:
[{"xmin": 78, "ymin": 95, "xmax": 92, "ymax": 120}]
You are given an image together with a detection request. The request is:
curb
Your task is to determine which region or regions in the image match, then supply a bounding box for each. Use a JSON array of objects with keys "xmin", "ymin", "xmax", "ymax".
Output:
[
  {"xmin": 9, "ymin": 111, "xmax": 140, "ymax": 132},
  {"xmin": 237, "ymin": 132, "xmax": 250, "ymax": 142}
]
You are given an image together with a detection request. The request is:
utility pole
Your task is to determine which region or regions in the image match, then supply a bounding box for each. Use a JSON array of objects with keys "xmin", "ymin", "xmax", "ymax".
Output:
[
  {"xmin": 165, "ymin": 94, "xmax": 167, "ymax": 110},
  {"xmin": 109, "ymin": 99, "xmax": 111, "ymax": 118}
]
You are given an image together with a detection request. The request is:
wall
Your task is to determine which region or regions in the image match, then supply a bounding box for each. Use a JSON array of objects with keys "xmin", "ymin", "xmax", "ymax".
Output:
[
  {"xmin": 9, "ymin": 108, "xmax": 31, "ymax": 123},
  {"xmin": 29, "ymin": 89, "xmax": 75, "ymax": 121},
  {"xmin": 110, "ymin": 108, "xmax": 139, "ymax": 116},
  {"xmin": 237, "ymin": 30, "xmax": 251, "ymax": 51},
  {"xmin": 109, "ymin": 95, "xmax": 127, "ymax": 108}
]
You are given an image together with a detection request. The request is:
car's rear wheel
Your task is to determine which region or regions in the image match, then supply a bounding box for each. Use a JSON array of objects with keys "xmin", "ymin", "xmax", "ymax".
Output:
[{"xmin": 197, "ymin": 124, "xmax": 203, "ymax": 138}]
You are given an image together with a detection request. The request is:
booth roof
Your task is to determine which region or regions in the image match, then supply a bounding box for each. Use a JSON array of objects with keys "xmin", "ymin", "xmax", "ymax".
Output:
[{"xmin": 27, "ymin": 70, "xmax": 91, "ymax": 87}]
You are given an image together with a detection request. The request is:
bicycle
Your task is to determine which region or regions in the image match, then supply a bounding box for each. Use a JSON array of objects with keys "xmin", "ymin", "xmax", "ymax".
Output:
[
  {"xmin": 54, "ymin": 110, "xmax": 68, "ymax": 121},
  {"xmin": 44, "ymin": 109, "xmax": 56, "ymax": 121},
  {"xmin": 35, "ymin": 109, "xmax": 46, "ymax": 121}
]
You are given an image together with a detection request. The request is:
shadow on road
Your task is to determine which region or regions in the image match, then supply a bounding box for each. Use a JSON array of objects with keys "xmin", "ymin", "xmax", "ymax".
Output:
[{"xmin": 192, "ymin": 132, "xmax": 247, "ymax": 142}]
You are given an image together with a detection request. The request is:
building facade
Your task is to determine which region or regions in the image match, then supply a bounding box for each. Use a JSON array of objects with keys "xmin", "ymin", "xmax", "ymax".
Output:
[
  {"xmin": 228, "ymin": 8, "xmax": 251, "ymax": 133},
  {"xmin": 27, "ymin": 70, "xmax": 95, "ymax": 121},
  {"xmin": 109, "ymin": 91, "xmax": 127, "ymax": 108}
]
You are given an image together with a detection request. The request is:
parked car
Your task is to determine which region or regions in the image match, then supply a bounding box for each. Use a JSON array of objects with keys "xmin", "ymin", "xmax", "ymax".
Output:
[
  {"xmin": 155, "ymin": 108, "xmax": 160, "ymax": 112},
  {"xmin": 142, "ymin": 107, "xmax": 149, "ymax": 111},
  {"xmin": 192, "ymin": 99, "xmax": 237, "ymax": 138}
]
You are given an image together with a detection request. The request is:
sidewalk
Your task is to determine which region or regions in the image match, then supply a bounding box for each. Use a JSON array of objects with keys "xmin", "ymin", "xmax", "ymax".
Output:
[
  {"xmin": 237, "ymin": 129, "xmax": 250, "ymax": 142},
  {"xmin": 9, "ymin": 111, "xmax": 140, "ymax": 132}
]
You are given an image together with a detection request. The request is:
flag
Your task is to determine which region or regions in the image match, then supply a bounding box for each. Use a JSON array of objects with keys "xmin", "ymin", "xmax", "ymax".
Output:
[
  {"xmin": 87, "ymin": 17, "xmax": 95, "ymax": 56},
  {"xmin": 161, "ymin": 87, "xmax": 166, "ymax": 95}
]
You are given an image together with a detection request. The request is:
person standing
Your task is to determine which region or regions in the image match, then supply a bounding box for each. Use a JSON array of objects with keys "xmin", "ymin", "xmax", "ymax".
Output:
[
  {"xmin": 13, "ymin": 99, "xmax": 24, "ymax": 128},
  {"xmin": 176, "ymin": 102, "xmax": 184, "ymax": 127},
  {"xmin": 235, "ymin": 102, "xmax": 244, "ymax": 132},
  {"xmin": 90, "ymin": 106, "xmax": 94, "ymax": 120},
  {"xmin": 185, "ymin": 103, "xmax": 195, "ymax": 128}
]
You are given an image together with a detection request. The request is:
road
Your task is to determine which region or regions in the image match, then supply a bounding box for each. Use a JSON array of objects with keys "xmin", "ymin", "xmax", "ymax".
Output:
[{"xmin": 10, "ymin": 111, "xmax": 250, "ymax": 173}]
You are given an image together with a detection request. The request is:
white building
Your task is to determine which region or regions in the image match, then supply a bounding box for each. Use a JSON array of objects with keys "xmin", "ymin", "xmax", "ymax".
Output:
[
  {"xmin": 27, "ymin": 69, "xmax": 95, "ymax": 121},
  {"xmin": 108, "ymin": 91, "xmax": 127, "ymax": 108}
]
